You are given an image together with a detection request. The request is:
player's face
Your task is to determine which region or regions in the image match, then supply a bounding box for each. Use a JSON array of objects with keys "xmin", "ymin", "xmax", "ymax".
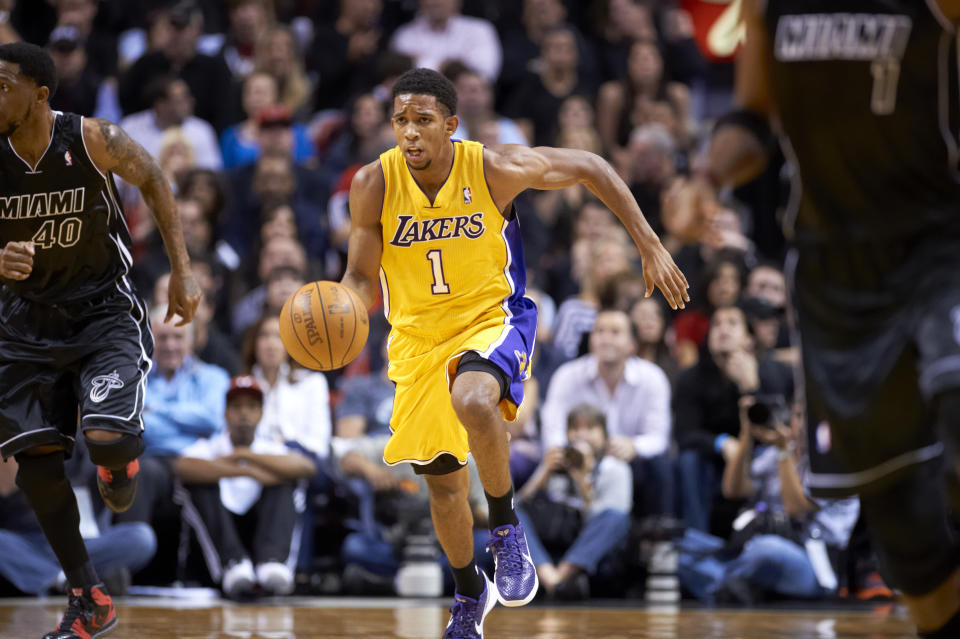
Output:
[
  {"xmin": 391, "ymin": 94, "xmax": 457, "ymax": 171},
  {"xmin": 0, "ymin": 62, "xmax": 38, "ymax": 137}
]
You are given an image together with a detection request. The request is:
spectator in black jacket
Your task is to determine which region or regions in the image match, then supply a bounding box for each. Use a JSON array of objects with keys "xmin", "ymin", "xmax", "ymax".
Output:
[{"xmin": 672, "ymin": 305, "xmax": 793, "ymax": 534}]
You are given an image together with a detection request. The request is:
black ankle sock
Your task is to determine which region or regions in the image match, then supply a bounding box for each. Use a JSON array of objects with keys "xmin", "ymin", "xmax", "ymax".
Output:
[
  {"xmin": 485, "ymin": 486, "xmax": 519, "ymax": 528},
  {"xmin": 65, "ymin": 562, "xmax": 99, "ymax": 591},
  {"xmin": 16, "ymin": 452, "xmax": 96, "ymax": 589},
  {"xmin": 920, "ymin": 607, "xmax": 960, "ymax": 638},
  {"xmin": 451, "ymin": 561, "xmax": 485, "ymax": 599}
]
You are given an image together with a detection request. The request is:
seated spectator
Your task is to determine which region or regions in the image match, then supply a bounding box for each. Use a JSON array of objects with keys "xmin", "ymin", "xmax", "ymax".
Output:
[
  {"xmin": 215, "ymin": 0, "xmax": 273, "ymax": 79},
  {"xmin": 503, "ymin": 26, "xmax": 597, "ymax": 146},
  {"xmin": 673, "ymin": 305, "xmax": 794, "ymax": 534},
  {"xmin": 0, "ymin": 442, "xmax": 155, "ymax": 596},
  {"xmin": 320, "ymin": 93, "xmax": 392, "ymax": 192},
  {"xmin": 116, "ymin": 307, "xmax": 230, "ymax": 529},
  {"xmin": 390, "ymin": 0, "xmax": 502, "ymax": 81},
  {"xmin": 174, "ymin": 376, "xmax": 316, "ymax": 598},
  {"xmin": 47, "ymin": 25, "xmax": 117, "ymax": 120},
  {"xmin": 742, "ymin": 263, "xmax": 794, "ymax": 365},
  {"xmin": 677, "ymin": 400, "xmax": 860, "ymax": 604},
  {"xmin": 118, "ymin": 0, "xmax": 233, "ymax": 131},
  {"xmin": 444, "ymin": 62, "xmax": 527, "ymax": 145},
  {"xmin": 630, "ymin": 296, "xmax": 679, "ymax": 385},
  {"xmin": 335, "ymin": 337, "xmax": 394, "ymax": 440},
  {"xmin": 254, "ymin": 25, "xmax": 312, "ymax": 119},
  {"xmin": 221, "ymin": 79, "xmax": 315, "ymax": 169},
  {"xmin": 624, "ymin": 123, "xmax": 678, "ymax": 234},
  {"xmin": 231, "ymin": 237, "xmax": 308, "ymax": 338},
  {"xmin": 221, "ymin": 153, "xmax": 328, "ymax": 263},
  {"xmin": 552, "ymin": 236, "xmax": 632, "ymax": 361},
  {"xmin": 309, "ymin": 0, "xmax": 388, "ymax": 111},
  {"xmin": 120, "ymin": 75, "xmax": 223, "ymax": 170},
  {"xmin": 542, "ymin": 309, "xmax": 673, "ymax": 519},
  {"xmin": 517, "ymin": 404, "xmax": 632, "ymax": 600},
  {"xmin": 672, "ymin": 255, "xmax": 743, "ymax": 369}
]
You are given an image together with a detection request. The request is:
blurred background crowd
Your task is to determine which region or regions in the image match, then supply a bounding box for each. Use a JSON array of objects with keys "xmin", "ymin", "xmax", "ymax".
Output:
[{"xmin": 0, "ymin": 0, "xmax": 892, "ymax": 607}]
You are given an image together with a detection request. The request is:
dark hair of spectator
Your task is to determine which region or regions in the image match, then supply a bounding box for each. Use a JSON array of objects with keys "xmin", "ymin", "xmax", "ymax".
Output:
[
  {"xmin": 375, "ymin": 52, "xmax": 415, "ymax": 86},
  {"xmin": 0, "ymin": 42, "xmax": 58, "ymax": 99},
  {"xmin": 241, "ymin": 313, "xmax": 299, "ymax": 382},
  {"xmin": 598, "ymin": 269, "xmax": 646, "ymax": 310},
  {"xmin": 178, "ymin": 168, "xmax": 226, "ymax": 229},
  {"xmin": 143, "ymin": 75, "xmax": 180, "ymax": 108},
  {"xmin": 440, "ymin": 60, "xmax": 477, "ymax": 85},
  {"xmin": 566, "ymin": 403, "xmax": 607, "ymax": 435},
  {"xmin": 696, "ymin": 254, "xmax": 744, "ymax": 314},
  {"xmin": 391, "ymin": 68, "xmax": 457, "ymax": 116}
]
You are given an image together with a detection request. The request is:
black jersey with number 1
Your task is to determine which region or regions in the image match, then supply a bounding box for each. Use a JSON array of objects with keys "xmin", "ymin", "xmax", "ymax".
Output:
[
  {"xmin": 765, "ymin": 0, "xmax": 960, "ymax": 247},
  {"xmin": 0, "ymin": 111, "xmax": 133, "ymax": 304}
]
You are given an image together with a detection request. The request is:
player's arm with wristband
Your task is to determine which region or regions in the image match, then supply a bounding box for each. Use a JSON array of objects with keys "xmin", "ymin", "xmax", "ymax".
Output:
[
  {"xmin": 482, "ymin": 145, "xmax": 689, "ymax": 311},
  {"xmin": 340, "ymin": 160, "xmax": 385, "ymax": 311},
  {"xmin": 82, "ymin": 117, "xmax": 201, "ymax": 325}
]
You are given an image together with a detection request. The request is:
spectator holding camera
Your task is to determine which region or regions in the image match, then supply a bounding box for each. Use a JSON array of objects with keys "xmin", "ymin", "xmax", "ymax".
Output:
[
  {"xmin": 677, "ymin": 400, "xmax": 860, "ymax": 604},
  {"xmin": 673, "ymin": 305, "xmax": 793, "ymax": 533},
  {"xmin": 517, "ymin": 404, "xmax": 632, "ymax": 600},
  {"xmin": 541, "ymin": 308, "xmax": 673, "ymax": 518}
]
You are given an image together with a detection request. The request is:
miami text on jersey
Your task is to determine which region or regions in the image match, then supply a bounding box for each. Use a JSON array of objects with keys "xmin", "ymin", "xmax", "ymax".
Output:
[
  {"xmin": 774, "ymin": 13, "xmax": 912, "ymax": 62},
  {"xmin": 388, "ymin": 212, "xmax": 485, "ymax": 247},
  {"xmin": 0, "ymin": 187, "xmax": 85, "ymax": 220}
]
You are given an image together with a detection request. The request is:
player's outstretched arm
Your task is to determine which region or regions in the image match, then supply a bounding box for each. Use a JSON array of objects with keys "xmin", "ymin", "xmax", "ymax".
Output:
[
  {"xmin": 83, "ymin": 117, "xmax": 201, "ymax": 325},
  {"xmin": 485, "ymin": 144, "xmax": 690, "ymax": 310},
  {"xmin": 340, "ymin": 160, "xmax": 385, "ymax": 311}
]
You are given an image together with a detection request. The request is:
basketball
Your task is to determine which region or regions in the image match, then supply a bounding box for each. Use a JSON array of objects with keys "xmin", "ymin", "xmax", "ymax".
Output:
[{"xmin": 279, "ymin": 281, "xmax": 370, "ymax": 371}]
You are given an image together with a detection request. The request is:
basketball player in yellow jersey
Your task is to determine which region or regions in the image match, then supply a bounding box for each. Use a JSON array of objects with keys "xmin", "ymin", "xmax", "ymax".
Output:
[{"xmin": 341, "ymin": 68, "xmax": 688, "ymax": 639}]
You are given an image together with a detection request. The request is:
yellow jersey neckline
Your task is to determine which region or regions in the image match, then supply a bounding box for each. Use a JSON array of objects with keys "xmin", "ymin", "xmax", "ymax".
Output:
[{"xmin": 403, "ymin": 139, "xmax": 460, "ymax": 208}]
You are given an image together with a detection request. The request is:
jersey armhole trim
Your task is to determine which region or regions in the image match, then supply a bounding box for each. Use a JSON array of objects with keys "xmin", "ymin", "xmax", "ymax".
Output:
[
  {"xmin": 377, "ymin": 159, "xmax": 387, "ymax": 224},
  {"xmin": 927, "ymin": 0, "xmax": 957, "ymax": 33},
  {"xmin": 480, "ymin": 145, "xmax": 511, "ymax": 221},
  {"xmin": 79, "ymin": 116, "xmax": 109, "ymax": 181}
]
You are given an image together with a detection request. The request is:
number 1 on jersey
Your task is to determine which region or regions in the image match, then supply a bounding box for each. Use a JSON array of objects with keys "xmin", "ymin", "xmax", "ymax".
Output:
[{"xmin": 426, "ymin": 249, "xmax": 450, "ymax": 294}]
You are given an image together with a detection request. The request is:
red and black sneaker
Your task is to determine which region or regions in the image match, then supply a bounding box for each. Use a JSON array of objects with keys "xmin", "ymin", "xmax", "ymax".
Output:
[
  {"xmin": 43, "ymin": 584, "xmax": 117, "ymax": 639},
  {"xmin": 96, "ymin": 460, "xmax": 140, "ymax": 513}
]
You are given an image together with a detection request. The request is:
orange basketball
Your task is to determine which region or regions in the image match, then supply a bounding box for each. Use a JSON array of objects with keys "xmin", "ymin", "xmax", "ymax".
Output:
[{"xmin": 279, "ymin": 281, "xmax": 370, "ymax": 371}]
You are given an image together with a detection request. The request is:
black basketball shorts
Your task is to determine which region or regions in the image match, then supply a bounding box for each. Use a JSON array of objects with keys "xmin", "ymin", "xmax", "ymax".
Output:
[
  {"xmin": 789, "ymin": 241, "xmax": 960, "ymax": 497},
  {"xmin": 0, "ymin": 280, "xmax": 153, "ymax": 460}
]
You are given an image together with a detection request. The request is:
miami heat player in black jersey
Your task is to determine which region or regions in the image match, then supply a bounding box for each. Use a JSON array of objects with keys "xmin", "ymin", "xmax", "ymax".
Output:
[
  {"xmin": 678, "ymin": 0, "xmax": 960, "ymax": 634},
  {"xmin": 0, "ymin": 43, "xmax": 200, "ymax": 639}
]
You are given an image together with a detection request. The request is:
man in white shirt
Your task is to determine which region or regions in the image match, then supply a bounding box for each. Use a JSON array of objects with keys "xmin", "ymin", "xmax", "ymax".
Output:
[
  {"xmin": 390, "ymin": 0, "xmax": 502, "ymax": 81},
  {"xmin": 120, "ymin": 75, "xmax": 222, "ymax": 170},
  {"xmin": 173, "ymin": 376, "xmax": 316, "ymax": 599},
  {"xmin": 541, "ymin": 309, "xmax": 675, "ymax": 517}
]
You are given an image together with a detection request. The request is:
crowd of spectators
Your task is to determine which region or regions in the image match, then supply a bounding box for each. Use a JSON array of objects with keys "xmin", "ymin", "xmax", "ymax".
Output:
[{"xmin": 0, "ymin": 0, "xmax": 891, "ymax": 605}]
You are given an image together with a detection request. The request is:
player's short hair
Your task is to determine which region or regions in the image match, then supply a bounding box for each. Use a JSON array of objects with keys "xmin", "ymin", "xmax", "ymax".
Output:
[
  {"xmin": 391, "ymin": 68, "xmax": 457, "ymax": 116},
  {"xmin": 0, "ymin": 42, "xmax": 58, "ymax": 99}
]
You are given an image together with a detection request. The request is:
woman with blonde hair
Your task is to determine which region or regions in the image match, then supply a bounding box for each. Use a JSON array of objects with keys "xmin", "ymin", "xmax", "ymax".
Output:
[{"xmin": 255, "ymin": 25, "xmax": 312, "ymax": 119}]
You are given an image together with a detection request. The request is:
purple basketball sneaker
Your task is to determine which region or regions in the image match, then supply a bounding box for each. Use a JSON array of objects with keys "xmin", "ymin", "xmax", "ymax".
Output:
[
  {"xmin": 442, "ymin": 571, "xmax": 498, "ymax": 639},
  {"xmin": 485, "ymin": 522, "xmax": 538, "ymax": 606}
]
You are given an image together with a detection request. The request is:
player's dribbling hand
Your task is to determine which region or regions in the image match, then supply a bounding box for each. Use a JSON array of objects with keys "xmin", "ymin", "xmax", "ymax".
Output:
[
  {"xmin": 0, "ymin": 241, "xmax": 34, "ymax": 281},
  {"xmin": 166, "ymin": 271, "xmax": 203, "ymax": 326},
  {"xmin": 639, "ymin": 240, "xmax": 690, "ymax": 310}
]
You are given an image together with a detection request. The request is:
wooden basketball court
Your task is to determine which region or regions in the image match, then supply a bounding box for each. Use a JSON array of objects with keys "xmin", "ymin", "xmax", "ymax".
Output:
[{"xmin": 0, "ymin": 596, "xmax": 915, "ymax": 638}]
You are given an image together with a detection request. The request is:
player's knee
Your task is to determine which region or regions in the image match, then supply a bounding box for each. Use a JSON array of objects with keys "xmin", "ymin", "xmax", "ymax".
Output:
[
  {"xmin": 83, "ymin": 432, "xmax": 144, "ymax": 469},
  {"xmin": 450, "ymin": 383, "xmax": 498, "ymax": 430},
  {"xmin": 859, "ymin": 461, "xmax": 960, "ymax": 596},
  {"xmin": 425, "ymin": 472, "xmax": 468, "ymax": 506}
]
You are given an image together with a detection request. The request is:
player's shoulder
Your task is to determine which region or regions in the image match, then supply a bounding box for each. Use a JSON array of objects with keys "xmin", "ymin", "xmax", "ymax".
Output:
[
  {"xmin": 352, "ymin": 157, "xmax": 386, "ymax": 193},
  {"xmin": 482, "ymin": 144, "xmax": 547, "ymax": 178}
]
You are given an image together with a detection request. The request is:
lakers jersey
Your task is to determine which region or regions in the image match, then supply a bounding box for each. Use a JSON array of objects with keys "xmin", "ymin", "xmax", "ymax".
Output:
[{"xmin": 378, "ymin": 139, "xmax": 528, "ymax": 341}]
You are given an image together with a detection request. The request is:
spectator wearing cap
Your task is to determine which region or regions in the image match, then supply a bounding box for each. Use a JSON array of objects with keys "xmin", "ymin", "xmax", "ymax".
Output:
[
  {"xmin": 220, "ymin": 100, "xmax": 316, "ymax": 170},
  {"xmin": 174, "ymin": 376, "xmax": 316, "ymax": 598},
  {"xmin": 118, "ymin": 0, "xmax": 234, "ymax": 131},
  {"xmin": 47, "ymin": 25, "xmax": 119, "ymax": 120},
  {"xmin": 120, "ymin": 75, "xmax": 223, "ymax": 170}
]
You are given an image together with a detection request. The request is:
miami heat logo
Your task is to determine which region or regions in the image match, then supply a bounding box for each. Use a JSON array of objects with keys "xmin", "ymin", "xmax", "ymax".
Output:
[{"xmin": 90, "ymin": 370, "xmax": 124, "ymax": 403}]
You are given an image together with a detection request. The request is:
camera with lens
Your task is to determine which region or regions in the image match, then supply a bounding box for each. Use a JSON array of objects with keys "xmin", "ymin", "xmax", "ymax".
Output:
[
  {"xmin": 746, "ymin": 394, "xmax": 789, "ymax": 429},
  {"xmin": 562, "ymin": 445, "xmax": 585, "ymax": 471}
]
